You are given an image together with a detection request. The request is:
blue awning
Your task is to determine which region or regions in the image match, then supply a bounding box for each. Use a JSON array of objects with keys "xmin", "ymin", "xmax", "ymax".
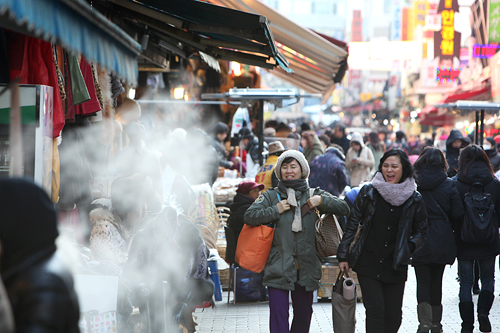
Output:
[{"xmin": 0, "ymin": 0, "xmax": 141, "ymax": 85}]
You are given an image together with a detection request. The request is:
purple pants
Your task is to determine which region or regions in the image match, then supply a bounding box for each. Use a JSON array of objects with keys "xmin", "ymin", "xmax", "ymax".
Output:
[{"xmin": 268, "ymin": 282, "xmax": 314, "ymax": 333}]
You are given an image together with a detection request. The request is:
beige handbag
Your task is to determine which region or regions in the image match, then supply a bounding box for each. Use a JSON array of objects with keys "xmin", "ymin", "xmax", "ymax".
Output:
[{"xmin": 310, "ymin": 189, "xmax": 343, "ymax": 258}]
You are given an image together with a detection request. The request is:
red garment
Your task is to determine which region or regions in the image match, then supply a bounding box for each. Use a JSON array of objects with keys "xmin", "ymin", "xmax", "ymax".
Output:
[
  {"xmin": 8, "ymin": 33, "xmax": 65, "ymax": 138},
  {"xmin": 74, "ymin": 57, "xmax": 101, "ymax": 116}
]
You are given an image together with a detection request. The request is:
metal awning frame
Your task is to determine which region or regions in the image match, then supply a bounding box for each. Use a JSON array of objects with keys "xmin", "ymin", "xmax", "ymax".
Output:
[
  {"xmin": 434, "ymin": 100, "xmax": 500, "ymax": 147},
  {"xmin": 203, "ymin": 88, "xmax": 322, "ymax": 164}
]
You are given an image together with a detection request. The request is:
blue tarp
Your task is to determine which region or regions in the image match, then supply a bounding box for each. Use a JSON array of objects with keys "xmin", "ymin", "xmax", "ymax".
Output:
[{"xmin": 0, "ymin": 0, "xmax": 141, "ymax": 84}]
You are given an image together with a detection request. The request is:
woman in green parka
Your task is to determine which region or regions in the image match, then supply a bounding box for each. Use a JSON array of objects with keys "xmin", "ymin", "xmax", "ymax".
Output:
[{"xmin": 244, "ymin": 149, "xmax": 350, "ymax": 333}]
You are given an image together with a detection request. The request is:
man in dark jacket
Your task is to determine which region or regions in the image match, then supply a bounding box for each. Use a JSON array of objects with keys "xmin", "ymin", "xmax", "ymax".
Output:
[
  {"xmin": 484, "ymin": 137, "xmax": 500, "ymax": 172},
  {"xmin": 330, "ymin": 125, "xmax": 350, "ymax": 155},
  {"xmin": 0, "ymin": 178, "xmax": 80, "ymax": 332},
  {"xmin": 309, "ymin": 147, "xmax": 348, "ymax": 197},
  {"xmin": 446, "ymin": 129, "xmax": 470, "ymax": 177}
]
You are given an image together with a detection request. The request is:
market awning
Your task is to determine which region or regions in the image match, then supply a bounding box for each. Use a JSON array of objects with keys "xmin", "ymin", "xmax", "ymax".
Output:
[
  {"xmin": 210, "ymin": 0, "xmax": 348, "ymax": 99},
  {"xmin": 443, "ymin": 84, "xmax": 491, "ymax": 103},
  {"xmin": 419, "ymin": 113, "xmax": 456, "ymax": 127},
  {"xmin": 0, "ymin": 0, "xmax": 141, "ymax": 84},
  {"xmin": 105, "ymin": 0, "xmax": 291, "ymax": 73}
]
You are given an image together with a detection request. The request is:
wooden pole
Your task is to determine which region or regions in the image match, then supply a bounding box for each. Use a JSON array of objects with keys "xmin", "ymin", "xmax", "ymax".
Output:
[{"xmin": 9, "ymin": 81, "xmax": 23, "ymax": 177}]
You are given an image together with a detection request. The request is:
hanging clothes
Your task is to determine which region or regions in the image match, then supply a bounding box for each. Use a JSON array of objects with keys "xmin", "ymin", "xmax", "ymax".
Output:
[
  {"xmin": 74, "ymin": 57, "xmax": 101, "ymax": 116},
  {"xmin": 67, "ymin": 53, "xmax": 90, "ymax": 106},
  {"xmin": 7, "ymin": 32, "xmax": 65, "ymax": 138},
  {"xmin": 63, "ymin": 51, "xmax": 76, "ymax": 122}
]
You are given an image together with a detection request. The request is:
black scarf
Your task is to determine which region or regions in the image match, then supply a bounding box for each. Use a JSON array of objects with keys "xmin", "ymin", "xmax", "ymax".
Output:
[{"xmin": 278, "ymin": 179, "xmax": 309, "ymax": 193}]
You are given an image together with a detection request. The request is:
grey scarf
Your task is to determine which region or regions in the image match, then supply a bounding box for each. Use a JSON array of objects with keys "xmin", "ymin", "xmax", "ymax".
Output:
[
  {"xmin": 278, "ymin": 180, "xmax": 308, "ymax": 232},
  {"xmin": 371, "ymin": 172, "xmax": 416, "ymax": 206}
]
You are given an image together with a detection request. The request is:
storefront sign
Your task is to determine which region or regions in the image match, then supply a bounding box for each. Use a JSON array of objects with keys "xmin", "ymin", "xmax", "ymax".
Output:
[
  {"xmin": 425, "ymin": 14, "xmax": 441, "ymax": 31},
  {"xmin": 490, "ymin": 1, "xmax": 500, "ymax": 43},
  {"xmin": 490, "ymin": 51, "xmax": 500, "ymax": 102},
  {"xmin": 348, "ymin": 41, "xmax": 420, "ymax": 71},
  {"xmin": 414, "ymin": 1, "xmax": 429, "ymax": 26},
  {"xmin": 433, "ymin": 0, "xmax": 461, "ymax": 65},
  {"xmin": 402, "ymin": 7, "xmax": 415, "ymax": 41},
  {"xmin": 436, "ymin": 67, "xmax": 461, "ymax": 84},
  {"xmin": 351, "ymin": 10, "xmax": 363, "ymax": 42},
  {"xmin": 392, "ymin": 0, "xmax": 402, "ymax": 41},
  {"xmin": 472, "ymin": 44, "xmax": 500, "ymax": 59}
]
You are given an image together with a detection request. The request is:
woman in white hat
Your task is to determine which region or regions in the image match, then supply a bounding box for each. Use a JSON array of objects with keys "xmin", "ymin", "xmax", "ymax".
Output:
[{"xmin": 245, "ymin": 150, "xmax": 350, "ymax": 333}]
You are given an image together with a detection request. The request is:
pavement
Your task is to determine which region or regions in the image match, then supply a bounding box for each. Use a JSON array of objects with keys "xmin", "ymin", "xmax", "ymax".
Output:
[{"xmin": 195, "ymin": 261, "xmax": 500, "ymax": 332}]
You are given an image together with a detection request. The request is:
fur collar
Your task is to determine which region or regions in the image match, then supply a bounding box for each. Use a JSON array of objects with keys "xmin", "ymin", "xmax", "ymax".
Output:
[{"xmin": 372, "ymin": 172, "xmax": 416, "ymax": 206}]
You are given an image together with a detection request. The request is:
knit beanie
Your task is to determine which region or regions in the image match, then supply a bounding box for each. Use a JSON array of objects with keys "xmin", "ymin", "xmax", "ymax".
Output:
[{"xmin": 274, "ymin": 149, "xmax": 310, "ymax": 180}]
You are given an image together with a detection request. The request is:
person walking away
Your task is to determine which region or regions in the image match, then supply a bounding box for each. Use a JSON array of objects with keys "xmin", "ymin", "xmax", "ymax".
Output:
[
  {"xmin": 412, "ymin": 147, "xmax": 464, "ymax": 333},
  {"xmin": 300, "ymin": 131, "xmax": 324, "ymax": 164},
  {"xmin": 227, "ymin": 181, "xmax": 265, "ymax": 244},
  {"xmin": 388, "ymin": 131, "xmax": 411, "ymax": 155},
  {"xmin": 309, "ymin": 146, "xmax": 348, "ymax": 197},
  {"xmin": 255, "ymin": 141, "xmax": 285, "ymax": 192},
  {"xmin": 483, "ymin": 137, "xmax": 500, "ymax": 172},
  {"xmin": 0, "ymin": 178, "xmax": 80, "ymax": 332},
  {"xmin": 239, "ymin": 127, "xmax": 268, "ymax": 179},
  {"xmin": 366, "ymin": 131, "xmax": 385, "ymax": 175},
  {"xmin": 244, "ymin": 150, "xmax": 350, "ymax": 333},
  {"xmin": 337, "ymin": 149, "xmax": 428, "ymax": 333},
  {"xmin": 446, "ymin": 129, "xmax": 470, "ymax": 177},
  {"xmin": 331, "ymin": 125, "xmax": 350, "ymax": 155},
  {"xmin": 345, "ymin": 132, "xmax": 375, "ymax": 187},
  {"xmin": 455, "ymin": 145, "xmax": 500, "ymax": 333}
]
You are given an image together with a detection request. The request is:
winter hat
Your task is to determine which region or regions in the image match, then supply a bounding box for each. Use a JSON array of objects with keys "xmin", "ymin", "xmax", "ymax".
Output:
[
  {"xmin": 239, "ymin": 127, "xmax": 254, "ymax": 140},
  {"xmin": 268, "ymin": 141, "xmax": 285, "ymax": 155},
  {"xmin": 236, "ymin": 181, "xmax": 264, "ymax": 194},
  {"xmin": 274, "ymin": 149, "xmax": 310, "ymax": 180},
  {"xmin": 350, "ymin": 132, "xmax": 364, "ymax": 146}
]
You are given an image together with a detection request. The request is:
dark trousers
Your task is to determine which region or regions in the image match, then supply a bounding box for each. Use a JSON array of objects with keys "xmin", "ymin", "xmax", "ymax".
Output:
[
  {"xmin": 357, "ymin": 274, "xmax": 406, "ymax": 333},
  {"xmin": 268, "ymin": 283, "xmax": 313, "ymax": 333},
  {"xmin": 458, "ymin": 257, "xmax": 495, "ymax": 302},
  {"xmin": 414, "ymin": 264, "xmax": 445, "ymax": 305}
]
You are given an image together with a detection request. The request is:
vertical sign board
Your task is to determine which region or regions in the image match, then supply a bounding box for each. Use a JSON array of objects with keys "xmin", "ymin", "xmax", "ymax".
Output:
[
  {"xmin": 392, "ymin": 0, "xmax": 402, "ymax": 41},
  {"xmin": 402, "ymin": 8, "xmax": 409, "ymax": 41},
  {"xmin": 490, "ymin": 51, "xmax": 500, "ymax": 102},
  {"xmin": 433, "ymin": 0, "xmax": 461, "ymax": 67},
  {"xmin": 414, "ymin": 1, "xmax": 429, "ymax": 26},
  {"xmin": 489, "ymin": 0, "xmax": 500, "ymax": 43},
  {"xmin": 351, "ymin": 10, "xmax": 363, "ymax": 42}
]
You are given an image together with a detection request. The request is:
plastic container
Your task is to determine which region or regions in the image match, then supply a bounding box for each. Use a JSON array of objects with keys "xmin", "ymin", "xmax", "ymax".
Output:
[{"xmin": 208, "ymin": 259, "xmax": 223, "ymax": 301}]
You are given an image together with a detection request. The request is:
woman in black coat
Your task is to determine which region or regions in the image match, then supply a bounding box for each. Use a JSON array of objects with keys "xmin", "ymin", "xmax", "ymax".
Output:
[
  {"xmin": 412, "ymin": 147, "xmax": 464, "ymax": 333},
  {"xmin": 337, "ymin": 149, "xmax": 428, "ymax": 333},
  {"xmin": 455, "ymin": 144, "xmax": 500, "ymax": 333}
]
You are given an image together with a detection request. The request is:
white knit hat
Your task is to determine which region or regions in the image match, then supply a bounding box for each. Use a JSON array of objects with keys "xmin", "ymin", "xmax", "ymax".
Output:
[{"xmin": 274, "ymin": 149, "xmax": 310, "ymax": 180}]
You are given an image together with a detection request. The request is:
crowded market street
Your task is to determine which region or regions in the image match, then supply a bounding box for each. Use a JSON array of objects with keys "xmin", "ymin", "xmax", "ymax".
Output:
[{"xmin": 196, "ymin": 264, "xmax": 500, "ymax": 332}]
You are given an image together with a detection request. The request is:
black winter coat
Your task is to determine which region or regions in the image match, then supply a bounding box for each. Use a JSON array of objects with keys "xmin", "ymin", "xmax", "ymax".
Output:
[
  {"xmin": 446, "ymin": 129, "xmax": 468, "ymax": 177},
  {"xmin": 412, "ymin": 167, "xmax": 464, "ymax": 265},
  {"xmin": 245, "ymin": 138, "xmax": 268, "ymax": 163},
  {"xmin": 228, "ymin": 193, "xmax": 255, "ymax": 241},
  {"xmin": 485, "ymin": 148, "xmax": 500, "ymax": 172},
  {"xmin": 337, "ymin": 184, "xmax": 428, "ymax": 270},
  {"xmin": 456, "ymin": 161, "xmax": 500, "ymax": 260},
  {"xmin": 3, "ymin": 251, "xmax": 80, "ymax": 333}
]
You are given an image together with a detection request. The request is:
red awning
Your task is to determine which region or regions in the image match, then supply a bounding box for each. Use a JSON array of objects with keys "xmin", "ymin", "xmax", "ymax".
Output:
[
  {"xmin": 419, "ymin": 112, "xmax": 455, "ymax": 126},
  {"xmin": 420, "ymin": 104, "xmax": 438, "ymax": 115},
  {"xmin": 443, "ymin": 84, "xmax": 491, "ymax": 103}
]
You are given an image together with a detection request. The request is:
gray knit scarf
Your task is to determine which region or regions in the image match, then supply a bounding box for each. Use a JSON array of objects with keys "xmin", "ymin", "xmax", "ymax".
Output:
[
  {"xmin": 278, "ymin": 180, "xmax": 308, "ymax": 232},
  {"xmin": 371, "ymin": 172, "xmax": 416, "ymax": 207}
]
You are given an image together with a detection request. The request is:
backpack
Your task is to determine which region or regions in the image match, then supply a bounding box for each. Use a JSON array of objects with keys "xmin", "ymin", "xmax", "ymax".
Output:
[{"xmin": 460, "ymin": 181, "xmax": 498, "ymax": 244}]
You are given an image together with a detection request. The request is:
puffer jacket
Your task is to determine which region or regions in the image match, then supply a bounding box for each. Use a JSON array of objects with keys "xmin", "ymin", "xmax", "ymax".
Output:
[
  {"xmin": 345, "ymin": 133, "xmax": 375, "ymax": 187},
  {"xmin": 485, "ymin": 148, "xmax": 500, "ymax": 172},
  {"xmin": 337, "ymin": 184, "xmax": 428, "ymax": 270},
  {"xmin": 244, "ymin": 187, "xmax": 350, "ymax": 291},
  {"xmin": 412, "ymin": 167, "xmax": 464, "ymax": 265},
  {"xmin": 455, "ymin": 161, "xmax": 500, "ymax": 260}
]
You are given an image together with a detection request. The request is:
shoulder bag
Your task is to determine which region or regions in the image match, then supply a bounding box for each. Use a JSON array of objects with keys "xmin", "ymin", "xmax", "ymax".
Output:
[
  {"xmin": 235, "ymin": 192, "xmax": 279, "ymax": 273},
  {"xmin": 310, "ymin": 189, "xmax": 343, "ymax": 258}
]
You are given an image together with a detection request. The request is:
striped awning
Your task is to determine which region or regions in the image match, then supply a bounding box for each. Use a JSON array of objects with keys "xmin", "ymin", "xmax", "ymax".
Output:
[{"xmin": 0, "ymin": 0, "xmax": 141, "ymax": 84}]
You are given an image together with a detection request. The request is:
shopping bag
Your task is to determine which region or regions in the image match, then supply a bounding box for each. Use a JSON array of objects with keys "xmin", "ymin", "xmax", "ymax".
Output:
[
  {"xmin": 331, "ymin": 269, "xmax": 356, "ymax": 333},
  {"xmin": 235, "ymin": 223, "xmax": 275, "ymax": 273},
  {"xmin": 309, "ymin": 189, "xmax": 343, "ymax": 258}
]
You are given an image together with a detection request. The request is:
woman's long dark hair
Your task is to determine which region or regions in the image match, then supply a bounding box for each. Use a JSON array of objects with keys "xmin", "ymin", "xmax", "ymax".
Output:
[
  {"xmin": 458, "ymin": 144, "xmax": 494, "ymax": 176},
  {"xmin": 414, "ymin": 147, "xmax": 448, "ymax": 173},
  {"xmin": 378, "ymin": 148, "xmax": 414, "ymax": 183}
]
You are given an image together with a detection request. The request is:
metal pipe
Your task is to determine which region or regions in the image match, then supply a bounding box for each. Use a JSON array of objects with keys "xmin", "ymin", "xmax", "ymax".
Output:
[
  {"xmin": 480, "ymin": 109, "xmax": 485, "ymax": 147},
  {"xmin": 9, "ymin": 81, "xmax": 23, "ymax": 177},
  {"xmin": 258, "ymin": 100, "xmax": 264, "ymax": 166},
  {"xmin": 475, "ymin": 111, "xmax": 479, "ymax": 144},
  {"xmin": 136, "ymin": 100, "xmax": 240, "ymax": 105}
]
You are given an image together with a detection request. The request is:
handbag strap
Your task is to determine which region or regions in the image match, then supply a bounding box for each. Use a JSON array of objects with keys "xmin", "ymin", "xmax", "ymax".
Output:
[{"xmin": 421, "ymin": 190, "xmax": 449, "ymax": 224}]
